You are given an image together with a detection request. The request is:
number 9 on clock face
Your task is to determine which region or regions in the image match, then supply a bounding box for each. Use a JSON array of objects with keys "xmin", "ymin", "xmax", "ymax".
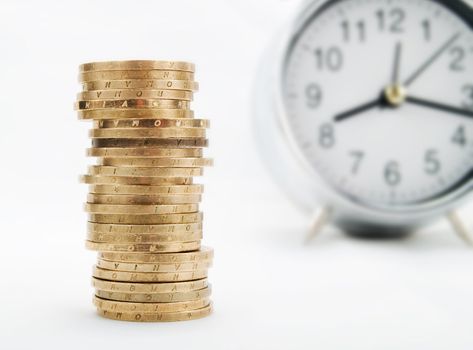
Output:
[{"xmin": 283, "ymin": 0, "xmax": 473, "ymax": 210}]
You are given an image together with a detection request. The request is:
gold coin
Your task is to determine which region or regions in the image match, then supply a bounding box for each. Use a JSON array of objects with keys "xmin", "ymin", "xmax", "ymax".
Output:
[
  {"xmin": 93, "ymin": 296, "xmax": 209, "ymax": 313},
  {"xmin": 99, "ymin": 158, "xmax": 212, "ymax": 168},
  {"xmin": 83, "ymin": 80, "xmax": 198, "ymax": 91},
  {"xmin": 87, "ymin": 147, "xmax": 203, "ymax": 158},
  {"xmin": 88, "ymin": 166, "xmax": 203, "ymax": 177},
  {"xmin": 88, "ymin": 231, "xmax": 203, "ymax": 244},
  {"xmin": 75, "ymin": 99, "xmax": 191, "ymax": 110},
  {"xmin": 87, "ymin": 193, "xmax": 202, "ymax": 205},
  {"xmin": 79, "ymin": 61, "xmax": 195, "ymax": 73},
  {"xmin": 96, "ymin": 258, "xmax": 211, "ymax": 272},
  {"xmin": 89, "ymin": 128, "xmax": 206, "ymax": 139},
  {"xmin": 96, "ymin": 303, "xmax": 212, "ymax": 322},
  {"xmin": 85, "ymin": 203, "xmax": 199, "ymax": 214},
  {"xmin": 94, "ymin": 118, "xmax": 208, "ymax": 129},
  {"xmin": 99, "ymin": 247, "xmax": 213, "ymax": 263},
  {"xmin": 79, "ymin": 89, "xmax": 193, "ymax": 101},
  {"xmin": 78, "ymin": 109, "xmax": 194, "ymax": 120},
  {"xmin": 93, "ymin": 266, "xmax": 208, "ymax": 282},
  {"xmin": 88, "ymin": 222, "xmax": 202, "ymax": 234},
  {"xmin": 89, "ymin": 212, "xmax": 202, "ymax": 224},
  {"xmin": 95, "ymin": 290, "xmax": 209, "ymax": 307},
  {"xmin": 91, "ymin": 277, "xmax": 208, "ymax": 293},
  {"xmin": 79, "ymin": 70, "xmax": 194, "ymax": 82},
  {"xmin": 88, "ymin": 184, "xmax": 204, "ymax": 195},
  {"xmin": 81, "ymin": 175, "xmax": 193, "ymax": 186},
  {"xmin": 86, "ymin": 240, "xmax": 201, "ymax": 253},
  {"xmin": 91, "ymin": 138, "xmax": 208, "ymax": 148},
  {"xmin": 95, "ymin": 286, "xmax": 211, "ymax": 302}
]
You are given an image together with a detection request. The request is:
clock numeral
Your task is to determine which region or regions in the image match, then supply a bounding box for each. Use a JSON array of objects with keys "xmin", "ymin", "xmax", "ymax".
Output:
[
  {"xmin": 424, "ymin": 149, "xmax": 441, "ymax": 175},
  {"xmin": 349, "ymin": 151, "xmax": 364, "ymax": 174},
  {"xmin": 341, "ymin": 20, "xmax": 366, "ymax": 42},
  {"xmin": 449, "ymin": 47, "xmax": 465, "ymax": 71},
  {"xmin": 314, "ymin": 47, "xmax": 343, "ymax": 72},
  {"xmin": 318, "ymin": 123, "xmax": 335, "ymax": 149},
  {"xmin": 462, "ymin": 85, "xmax": 473, "ymax": 110},
  {"xmin": 305, "ymin": 83, "xmax": 323, "ymax": 108},
  {"xmin": 421, "ymin": 19, "xmax": 431, "ymax": 41},
  {"xmin": 384, "ymin": 161, "xmax": 401, "ymax": 186},
  {"xmin": 452, "ymin": 125, "xmax": 466, "ymax": 147},
  {"xmin": 376, "ymin": 8, "xmax": 405, "ymax": 33}
]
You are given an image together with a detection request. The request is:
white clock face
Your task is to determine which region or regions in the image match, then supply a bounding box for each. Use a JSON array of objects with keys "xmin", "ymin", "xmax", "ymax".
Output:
[{"xmin": 283, "ymin": 0, "xmax": 473, "ymax": 209}]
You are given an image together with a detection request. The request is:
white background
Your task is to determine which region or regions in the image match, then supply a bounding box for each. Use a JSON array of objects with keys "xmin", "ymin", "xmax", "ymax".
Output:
[{"xmin": 1, "ymin": 0, "xmax": 473, "ymax": 349}]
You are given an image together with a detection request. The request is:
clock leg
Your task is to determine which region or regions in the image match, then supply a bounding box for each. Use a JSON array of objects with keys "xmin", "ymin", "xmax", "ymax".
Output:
[
  {"xmin": 305, "ymin": 206, "xmax": 332, "ymax": 244},
  {"xmin": 447, "ymin": 211, "xmax": 473, "ymax": 246}
]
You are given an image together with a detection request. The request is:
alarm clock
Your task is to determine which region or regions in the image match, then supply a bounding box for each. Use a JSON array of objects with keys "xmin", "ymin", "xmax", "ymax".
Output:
[{"xmin": 255, "ymin": 0, "xmax": 473, "ymax": 238}]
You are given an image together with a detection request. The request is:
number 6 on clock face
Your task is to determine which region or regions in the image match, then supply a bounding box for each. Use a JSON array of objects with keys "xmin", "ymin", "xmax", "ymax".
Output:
[{"xmin": 282, "ymin": 0, "xmax": 473, "ymax": 210}]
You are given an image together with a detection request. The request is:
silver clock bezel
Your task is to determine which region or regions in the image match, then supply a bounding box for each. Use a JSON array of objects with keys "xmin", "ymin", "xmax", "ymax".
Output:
[{"xmin": 264, "ymin": 0, "xmax": 473, "ymax": 230}]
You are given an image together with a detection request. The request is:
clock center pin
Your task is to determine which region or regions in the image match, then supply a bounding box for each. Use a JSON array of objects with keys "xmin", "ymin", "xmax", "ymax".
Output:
[{"xmin": 384, "ymin": 84, "xmax": 407, "ymax": 107}]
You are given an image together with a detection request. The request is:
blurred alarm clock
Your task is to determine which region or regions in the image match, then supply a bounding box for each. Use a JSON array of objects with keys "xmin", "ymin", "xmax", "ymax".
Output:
[{"xmin": 255, "ymin": 0, "xmax": 473, "ymax": 240}]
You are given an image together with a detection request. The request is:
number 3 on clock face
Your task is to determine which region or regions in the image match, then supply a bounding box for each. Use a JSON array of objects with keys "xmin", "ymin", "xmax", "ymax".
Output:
[{"xmin": 283, "ymin": 0, "xmax": 473, "ymax": 210}]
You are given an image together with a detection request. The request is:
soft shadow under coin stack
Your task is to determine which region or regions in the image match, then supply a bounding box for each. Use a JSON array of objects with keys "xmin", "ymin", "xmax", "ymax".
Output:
[{"xmin": 75, "ymin": 60, "xmax": 213, "ymax": 322}]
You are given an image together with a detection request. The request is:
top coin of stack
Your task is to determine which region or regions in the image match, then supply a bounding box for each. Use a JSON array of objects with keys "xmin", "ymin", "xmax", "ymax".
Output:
[{"xmin": 75, "ymin": 60, "xmax": 213, "ymax": 322}]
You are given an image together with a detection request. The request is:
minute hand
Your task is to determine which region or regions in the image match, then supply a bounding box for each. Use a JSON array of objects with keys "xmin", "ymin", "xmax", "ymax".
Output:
[{"xmin": 406, "ymin": 96, "xmax": 473, "ymax": 118}]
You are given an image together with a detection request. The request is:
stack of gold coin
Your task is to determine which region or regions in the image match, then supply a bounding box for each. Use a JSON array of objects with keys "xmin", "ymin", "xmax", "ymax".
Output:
[{"xmin": 75, "ymin": 60, "xmax": 213, "ymax": 322}]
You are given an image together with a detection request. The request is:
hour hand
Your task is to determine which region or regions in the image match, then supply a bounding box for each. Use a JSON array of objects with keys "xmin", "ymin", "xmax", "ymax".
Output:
[
  {"xmin": 333, "ymin": 96, "xmax": 382, "ymax": 122},
  {"xmin": 405, "ymin": 96, "xmax": 473, "ymax": 118}
]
